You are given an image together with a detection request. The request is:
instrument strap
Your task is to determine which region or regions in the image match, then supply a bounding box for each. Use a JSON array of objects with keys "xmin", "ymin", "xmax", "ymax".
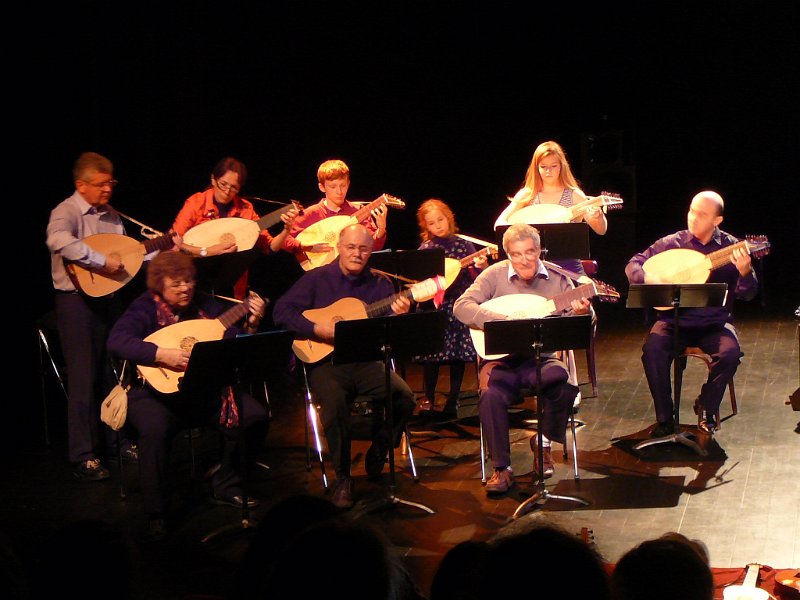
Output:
[{"xmin": 112, "ymin": 206, "xmax": 164, "ymax": 239}]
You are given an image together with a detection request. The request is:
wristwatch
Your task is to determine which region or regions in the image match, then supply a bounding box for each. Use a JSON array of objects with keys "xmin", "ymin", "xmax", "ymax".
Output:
[{"xmin": 199, "ymin": 247, "xmax": 208, "ymax": 257}]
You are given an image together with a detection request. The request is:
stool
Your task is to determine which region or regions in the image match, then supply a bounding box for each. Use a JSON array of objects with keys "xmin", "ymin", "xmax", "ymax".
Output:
[{"xmin": 679, "ymin": 346, "xmax": 738, "ymax": 427}]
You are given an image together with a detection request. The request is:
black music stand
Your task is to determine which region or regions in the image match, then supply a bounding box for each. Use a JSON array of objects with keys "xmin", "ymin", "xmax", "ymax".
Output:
[
  {"xmin": 178, "ymin": 329, "xmax": 294, "ymax": 542},
  {"xmin": 483, "ymin": 314, "xmax": 592, "ymax": 519},
  {"xmin": 495, "ymin": 223, "xmax": 591, "ymax": 261},
  {"xmin": 194, "ymin": 249, "xmax": 260, "ymax": 297},
  {"xmin": 627, "ymin": 283, "xmax": 728, "ymax": 456},
  {"xmin": 333, "ymin": 310, "xmax": 447, "ymax": 515}
]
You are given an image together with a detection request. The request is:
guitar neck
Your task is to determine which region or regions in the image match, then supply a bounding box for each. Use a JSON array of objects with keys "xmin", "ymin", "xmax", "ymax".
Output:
[
  {"xmin": 459, "ymin": 247, "xmax": 488, "ymax": 267},
  {"xmin": 256, "ymin": 202, "xmax": 299, "ymax": 231},
  {"xmin": 551, "ymin": 283, "xmax": 596, "ymax": 313},
  {"xmin": 569, "ymin": 197, "xmax": 602, "ymax": 220},
  {"xmin": 143, "ymin": 233, "xmax": 175, "ymax": 254},
  {"xmin": 353, "ymin": 196, "xmax": 388, "ymax": 223},
  {"xmin": 217, "ymin": 300, "xmax": 250, "ymax": 329},
  {"xmin": 706, "ymin": 240, "xmax": 748, "ymax": 271},
  {"xmin": 364, "ymin": 288, "xmax": 413, "ymax": 318}
]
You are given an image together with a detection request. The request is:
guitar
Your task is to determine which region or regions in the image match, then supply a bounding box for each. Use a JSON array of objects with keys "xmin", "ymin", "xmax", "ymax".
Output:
[
  {"xmin": 506, "ymin": 192, "xmax": 623, "ymax": 225},
  {"xmin": 469, "ymin": 281, "xmax": 620, "ymax": 360},
  {"xmin": 294, "ymin": 194, "xmax": 405, "ymax": 271},
  {"xmin": 443, "ymin": 244, "xmax": 499, "ymax": 289},
  {"xmin": 66, "ymin": 232, "xmax": 175, "ymax": 298},
  {"xmin": 642, "ymin": 235, "xmax": 770, "ymax": 309},
  {"xmin": 137, "ymin": 300, "xmax": 250, "ymax": 394},
  {"xmin": 722, "ymin": 563, "xmax": 769, "ymax": 600},
  {"xmin": 292, "ymin": 275, "xmax": 444, "ymax": 363},
  {"xmin": 181, "ymin": 200, "xmax": 303, "ymax": 252}
]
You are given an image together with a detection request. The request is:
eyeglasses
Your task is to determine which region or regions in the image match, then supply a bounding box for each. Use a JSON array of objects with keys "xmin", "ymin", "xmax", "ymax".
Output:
[
  {"xmin": 167, "ymin": 280, "xmax": 196, "ymax": 290},
  {"xmin": 83, "ymin": 179, "xmax": 119, "ymax": 189},
  {"xmin": 215, "ymin": 179, "xmax": 241, "ymax": 193},
  {"xmin": 507, "ymin": 250, "xmax": 539, "ymax": 262}
]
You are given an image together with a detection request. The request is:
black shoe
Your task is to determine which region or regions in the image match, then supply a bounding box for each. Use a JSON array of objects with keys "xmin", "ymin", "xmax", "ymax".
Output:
[
  {"xmin": 121, "ymin": 444, "xmax": 138, "ymax": 463},
  {"xmin": 73, "ymin": 459, "xmax": 111, "ymax": 481},
  {"xmin": 651, "ymin": 420, "xmax": 675, "ymax": 438},
  {"xmin": 697, "ymin": 410, "xmax": 718, "ymax": 434},
  {"xmin": 332, "ymin": 477, "xmax": 354, "ymax": 509},
  {"xmin": 435, "ymin": 402, "xmax": 459, "ymax": 421},
  {"xmin": 210, "ymin": 493, "xmax": 260, "ymax": 509},
  {"xmin": 365, "ymin": 441, "xmax": 388, "ymax": 479}
]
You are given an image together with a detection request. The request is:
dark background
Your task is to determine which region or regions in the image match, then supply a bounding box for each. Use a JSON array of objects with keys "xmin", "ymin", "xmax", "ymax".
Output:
[{"xmin": 31, "ymin": 2, "xmax": 798, "ymax": 392}]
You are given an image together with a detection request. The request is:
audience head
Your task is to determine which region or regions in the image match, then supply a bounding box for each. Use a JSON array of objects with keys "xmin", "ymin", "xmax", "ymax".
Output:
[
  {"xmin": 429, "ymin": 539, "xmax": 490, "ymax": 600},
  {"xmin": 610, "ymin": 531, "xmax": 713, "ymax": 600},
  {"xmin": 482, "ymin": 523, "xmax": 610, "ymax": 600}
]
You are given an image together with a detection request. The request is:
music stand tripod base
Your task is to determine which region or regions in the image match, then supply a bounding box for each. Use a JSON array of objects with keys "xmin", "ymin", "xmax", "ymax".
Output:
[
  {"xmin": 633, "ymin": 430, "xmax": 707, "ymax": 456},
  {"xmin": 333, "ymin": 310, "xmax": 447, "ymax": 516},
  {"xmin": 626, "ymin": 283, "xmax": 727, "ymax": 459},
  {"xmin": 483, "ymin": 315, "xmax": 592, "ymax": 520}
]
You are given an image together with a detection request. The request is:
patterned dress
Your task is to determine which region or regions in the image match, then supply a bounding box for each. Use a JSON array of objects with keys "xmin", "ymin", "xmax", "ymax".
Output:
[
  {"xmin": 532, "ymin": 189, "xmax": 585, "ymax": 275},
  {"xmin": 414, "ymin": 235, "xmax": 479, "ymax": 363}
]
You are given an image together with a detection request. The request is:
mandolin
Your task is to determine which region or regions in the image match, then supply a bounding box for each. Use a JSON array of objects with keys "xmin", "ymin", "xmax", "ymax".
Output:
[
  {"xmin": 642, "ymin": 235, "xmax": 770, "ymax": 310},
  {"xmin": 469, "ymin": 281, "xmax": 620, "ymax": 360},
  {"xmin": 182, "ymin": 200, "xmax": 303, "ymax": 253},
  {"xmin": 443, "ymin": 244, "xmax": 499, "ymax": 289},
  {"xmin": 504, "ymin": 192, "xmax": 623, "ymax": 226},
  {"xmin": 66, "ymin": 232, "xmax": 175, "ymax": 298},
  {"xmin": 137, "ymin": 299, "xmax": 250, "ymax": 394},
  {"xmin": 292, "ymin": 276, "xmax": 444, "ymax": 363},
  {"xmin": 295, "ymin": 194, "xmax": 405, "ymax": 271}
]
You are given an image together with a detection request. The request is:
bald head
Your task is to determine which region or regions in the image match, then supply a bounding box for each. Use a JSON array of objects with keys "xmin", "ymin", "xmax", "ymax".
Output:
[
  {"xmin": 337, "ymin": 224, "xmax": 373, "ymax": 276},
  {"xmin": 687, "ymin": 191, "xmax": 724, "ymax": 243},
  {"xmin": 691, "ymin": 191, "xmax": 724, "ymax": 216}
]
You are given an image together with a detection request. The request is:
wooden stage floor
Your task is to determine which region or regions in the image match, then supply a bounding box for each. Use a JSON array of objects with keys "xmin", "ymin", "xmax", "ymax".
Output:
[{"xmin": 8, "ymin": 303, "xmax": 799, "ymax": 598}]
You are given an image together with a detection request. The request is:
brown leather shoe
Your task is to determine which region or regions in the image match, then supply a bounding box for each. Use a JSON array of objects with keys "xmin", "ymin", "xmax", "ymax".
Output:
[
  {"xmin": 332, "ymin": 477, "xmax": 354, "ymax": 509},
  {"xmin": 416, "ymin": 397, "xmax": 433, "ymax": 416},
  {"xmin": 530, "ymin": 435, "xmax": 554, "ymax": 479},
  {"xmin": 485, "ymin": 468, "xmax": 513, "ymax": 494}
]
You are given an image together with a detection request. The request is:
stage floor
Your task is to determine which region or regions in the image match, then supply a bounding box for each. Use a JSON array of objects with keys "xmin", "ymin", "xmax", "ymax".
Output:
[{"xmin": 10, "ymin": 303, "xmax": 799, "ymax": 598}]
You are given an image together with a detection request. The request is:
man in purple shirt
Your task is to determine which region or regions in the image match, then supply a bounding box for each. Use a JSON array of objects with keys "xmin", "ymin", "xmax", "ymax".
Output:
[
  {"xmin": 272, "ymin": 224, "xmax": 415, "ymax": 509},
  {"xmin": 625, "ymin": 190, "xmax": 758, "ymax": 437}
]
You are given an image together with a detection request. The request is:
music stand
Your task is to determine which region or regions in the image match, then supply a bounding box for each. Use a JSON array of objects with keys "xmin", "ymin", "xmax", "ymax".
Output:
[
  {"xmin": 194, "ymin": 249, "xmax": 260, "ymax": 296},
  {"xmin": 626, "ymin": 283, "xmax": 728, "ymax": 456},
  {"xmin": 495, "ymin": 223, "xmax": 591, "ymax": 261},
  {"xmin": 483, "ymin": 314, "xmax": 592, "ymax": 519},
  {"xmin": 333, "ymin": 310, "xmax": 447, "ymax": 515},
  {"xmin": 178, "ymin": 329, "xmax": 294, "ymax": 542}
]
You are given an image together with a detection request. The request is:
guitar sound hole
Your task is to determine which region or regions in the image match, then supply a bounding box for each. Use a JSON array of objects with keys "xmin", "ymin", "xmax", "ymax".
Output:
[{"xmin": 180, "ymin": 337, "xmax": 198, "ymax": 353}]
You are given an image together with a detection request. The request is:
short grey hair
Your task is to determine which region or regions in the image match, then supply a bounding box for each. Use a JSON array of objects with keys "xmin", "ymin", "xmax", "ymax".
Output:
[{"xmin": 502, "ymin": 223, "xmax": 541, "ymax": 254}]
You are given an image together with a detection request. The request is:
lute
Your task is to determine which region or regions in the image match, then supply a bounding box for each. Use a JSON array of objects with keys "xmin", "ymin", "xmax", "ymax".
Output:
[
  {"xmin": 182, "ymin": 200, "xmax": 303, "ymax": 253},
  {"xmin": 443, "ymin": 244, "xmax": 499, "ymax": 289},
  {"xmin": 137, "ymin": 299, "xmax": 250, "ymax": 394},
  {"xmin": 292, "ymin": 275, "xmax": 444, "ymax": 363},
  {"xmin": 642, "ymin": 235, "xmax": 770, "ymax": 310},
  {"xmin": 469, "ymin": 282, "xmax": 620, "ymax": 360},
  {"xmin": 295, "ymin": 194, "xmax": 405, "ymax": 271},
  {"xmin": 505, "ymin": 192, "xmax": 623, "ymax": 225},
  {"xmin": 66, "ymin": 232, "xmax": 175, "ymax": 298}
]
